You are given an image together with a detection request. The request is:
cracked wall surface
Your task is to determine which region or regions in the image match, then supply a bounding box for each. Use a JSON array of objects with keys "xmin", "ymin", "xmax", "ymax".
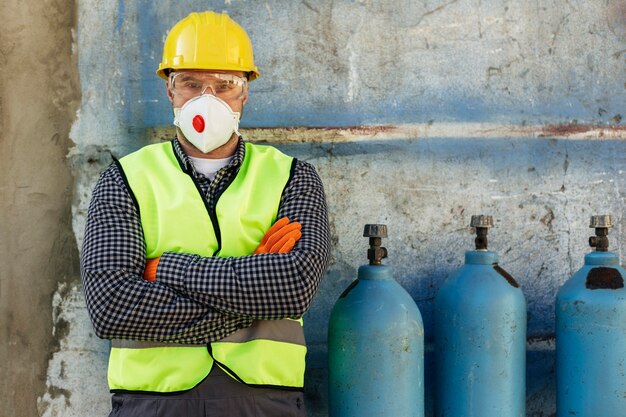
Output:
[{"xmin": 1, "ymin": 0, "xmax": 623, "ymax": 416}]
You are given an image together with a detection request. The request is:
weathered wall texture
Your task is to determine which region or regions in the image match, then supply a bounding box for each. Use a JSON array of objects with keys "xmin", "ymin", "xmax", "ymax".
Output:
[
  {"xmin": 0, "ymin": 0, "xmax": 80, "ymax": 416},
  {"xmin": 2, "ymin": 0, "xmax": 623, "ymax": 416}
]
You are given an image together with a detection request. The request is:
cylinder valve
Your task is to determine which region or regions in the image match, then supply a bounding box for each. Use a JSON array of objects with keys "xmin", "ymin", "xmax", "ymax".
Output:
[
  {"xmin": 589, "ymin": 215, "xmax": 612, "ymax": 252},
  {"xmin": 471, "ymin": 215, "xmax": 494, "ymax": 250},
  {"xmin": 363, "ymin": 224, "xmax": 388, "ymax": 265}
]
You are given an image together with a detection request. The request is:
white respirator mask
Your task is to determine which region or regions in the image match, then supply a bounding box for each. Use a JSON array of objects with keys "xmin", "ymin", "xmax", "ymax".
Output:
[{"xmin": 173, "ymin": 94, "xmax": 241, "ymax": 153}]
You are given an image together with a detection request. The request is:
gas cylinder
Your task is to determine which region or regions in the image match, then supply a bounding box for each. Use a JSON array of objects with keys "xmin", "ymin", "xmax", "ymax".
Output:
[
  {"xmin": 328, "ymin": 224, "xmax": 424, "ymax": 417},
  {"xmin": 556, "ymin": 215, "xmax": 626, "ymax": 417},
  {"xmin": 434, "ymin": 215, "xmax": 526, "ymax": 417}
]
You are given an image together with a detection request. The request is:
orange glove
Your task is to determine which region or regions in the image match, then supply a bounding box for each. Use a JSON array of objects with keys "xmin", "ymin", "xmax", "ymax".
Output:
[
  {"xmin": 144, "ymin": 257, "xmax": 160, "ymax": 282},
  {"xmin": 254, "ymin": 217, "xmax": 302, "ymax": 254}
]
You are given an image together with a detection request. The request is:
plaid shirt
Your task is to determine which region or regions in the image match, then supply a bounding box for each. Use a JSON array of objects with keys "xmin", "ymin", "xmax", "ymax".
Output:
[{"xmin": 81, "ymin": 138, "xmax": 330, "ymax": 344}]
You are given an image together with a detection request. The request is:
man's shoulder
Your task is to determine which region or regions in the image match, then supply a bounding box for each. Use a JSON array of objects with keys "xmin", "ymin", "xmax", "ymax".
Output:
[
  {"xmin": 90, "ymin": 161, "xmax": 134, "ymax": 203},
  {"xmin": 99, "ymin": 162, "xmax": 124, "ymax": 184},
  {"xmin": 119, "ymin": 141, "xmax": 174, "ymax": 163},
  {"xmin": 244, "ymin": 142, "xmax": 296, "ymax": 172},
  {"xmin": 288, "ymin": 159, "xmax": 324, "ymax": 190},
  {"xmin": 246, "ymin": 142, "xmax": 291, "ymax": 158},
  {"xmin": 293, "ymin": 158, "xmax": 316, "ymax": 172}
]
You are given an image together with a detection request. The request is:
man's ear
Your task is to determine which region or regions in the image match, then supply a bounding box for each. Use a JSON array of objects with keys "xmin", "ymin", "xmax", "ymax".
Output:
[{"xmin": 166, "ymin": 81, "xmax": 174, "ymax": 103}]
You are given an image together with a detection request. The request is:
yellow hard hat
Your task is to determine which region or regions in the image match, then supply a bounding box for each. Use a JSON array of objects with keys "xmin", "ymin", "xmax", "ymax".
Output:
[{"xmin": 157, "ymin": 11, "xmax": 259, "ymax": 81}]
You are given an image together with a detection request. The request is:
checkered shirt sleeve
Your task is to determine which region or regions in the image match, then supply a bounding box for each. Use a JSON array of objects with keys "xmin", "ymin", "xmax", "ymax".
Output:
[{"xmin": 80, "ymin": 139, "xmax": 330, "ymax": 343}]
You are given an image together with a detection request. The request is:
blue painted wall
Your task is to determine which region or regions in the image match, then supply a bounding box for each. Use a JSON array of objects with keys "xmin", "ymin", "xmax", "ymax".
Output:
[{"xmin": 82, "ymin": 0, "xmax": 624, "ymax": 133}]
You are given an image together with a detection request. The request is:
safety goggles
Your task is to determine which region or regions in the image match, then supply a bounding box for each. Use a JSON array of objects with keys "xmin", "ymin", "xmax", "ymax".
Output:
[{"xmin": 169, "ymin": 71, "xmax": 248, "ymax": 100}]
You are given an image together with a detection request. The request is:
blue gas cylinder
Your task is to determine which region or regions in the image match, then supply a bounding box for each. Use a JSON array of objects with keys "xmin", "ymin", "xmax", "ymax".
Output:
[
  {"xmin": 434, "ymin": 215, "xmax": 526, "ymax": 417},
  {"xmin": 328, "ymin": 224, "xmax": 424, "ymax": 417},
  {"xmin": 556, "ymin": 215, "xmax": 626, "ymax": 417}
]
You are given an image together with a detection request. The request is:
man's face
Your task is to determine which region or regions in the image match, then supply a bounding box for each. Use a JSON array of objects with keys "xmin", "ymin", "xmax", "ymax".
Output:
[{"xmin": 166, "ymin": 69, "xmax": 248, "ymax": 114}]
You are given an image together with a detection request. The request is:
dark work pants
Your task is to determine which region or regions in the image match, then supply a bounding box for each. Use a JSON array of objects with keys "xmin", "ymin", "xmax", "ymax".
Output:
[{"xmin": 108, "ymin": 366, "xmax": 306, "ymax": 417}]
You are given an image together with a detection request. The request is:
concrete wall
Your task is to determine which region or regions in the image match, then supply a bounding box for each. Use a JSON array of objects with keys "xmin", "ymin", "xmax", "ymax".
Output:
[
  {"xmin": 0, "ymin": 0, "xmax": 80, "ymax": 416},
  {"xmin": 1, "ymin": 0, "xmax": 624, "ymax": 416}
]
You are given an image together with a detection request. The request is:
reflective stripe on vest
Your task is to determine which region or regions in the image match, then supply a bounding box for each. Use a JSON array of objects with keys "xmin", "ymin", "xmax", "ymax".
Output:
[
  {"xmin": 110, "ymin": 140, "xmax": 304, "ymax": 393},
  {"xmin": 211, "ymin": 318, "xmax": 306, "ymax": 387}
]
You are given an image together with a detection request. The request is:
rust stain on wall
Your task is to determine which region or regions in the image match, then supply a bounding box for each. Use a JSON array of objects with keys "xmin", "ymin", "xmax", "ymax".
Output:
[{"xmin": 538, "ymin": 124, "xmax": 626, "ymax": 138}]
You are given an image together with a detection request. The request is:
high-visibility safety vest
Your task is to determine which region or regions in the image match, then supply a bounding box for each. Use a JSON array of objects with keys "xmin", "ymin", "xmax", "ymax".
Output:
[{"xmin": 109, "ymin": 140, "xmax": 306, "ymax": 393}]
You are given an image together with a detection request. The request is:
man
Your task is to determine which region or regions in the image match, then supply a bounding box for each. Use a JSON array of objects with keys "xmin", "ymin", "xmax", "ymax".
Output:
[{"xmin": 81, "ymin": 11, "xmax": 330, "ymax": 416}]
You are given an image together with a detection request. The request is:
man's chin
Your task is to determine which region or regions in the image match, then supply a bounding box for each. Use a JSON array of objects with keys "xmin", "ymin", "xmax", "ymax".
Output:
[{"xmin": 176, "ymin": 131, "xmax": 239, "ymax": 158}]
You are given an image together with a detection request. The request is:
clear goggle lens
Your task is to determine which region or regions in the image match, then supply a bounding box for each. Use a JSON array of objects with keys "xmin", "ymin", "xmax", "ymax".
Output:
[{"xmin": 169, "ymin": 71, "xmax": 247, "ymax": 100}]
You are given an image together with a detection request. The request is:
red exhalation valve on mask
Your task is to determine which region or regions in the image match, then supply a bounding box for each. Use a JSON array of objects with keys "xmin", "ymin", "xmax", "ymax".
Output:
[{"xmin": 192, "ymin": 115, "xmax": 205, "ymax": 133}]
